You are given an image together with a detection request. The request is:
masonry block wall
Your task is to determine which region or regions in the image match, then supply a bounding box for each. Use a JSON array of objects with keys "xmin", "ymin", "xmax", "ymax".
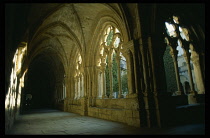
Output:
[{"xmin": 5, "ymin": 3, "xmax": 205, "ymax": 133}]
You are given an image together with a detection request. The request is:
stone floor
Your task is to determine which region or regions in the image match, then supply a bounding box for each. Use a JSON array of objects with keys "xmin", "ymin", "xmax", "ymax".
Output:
[{"xmin": 6, "ymin": 108, "xmax": 205, "ymax": 135}]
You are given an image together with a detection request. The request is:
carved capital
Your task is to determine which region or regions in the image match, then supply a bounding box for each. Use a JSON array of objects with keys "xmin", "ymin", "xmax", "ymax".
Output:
[
  {"xmin": 101, "ymin": 56, "xmax": 106, "ymax": 63},
  {"xmin": 100, "ymin": 63, "xmax": 106, "ymax": 70}
]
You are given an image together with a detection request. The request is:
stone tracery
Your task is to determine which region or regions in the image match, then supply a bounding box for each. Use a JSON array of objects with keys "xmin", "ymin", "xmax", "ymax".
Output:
[{"xmin": 5, "ymin": 4, "xmax": 205, "ymax": 133}]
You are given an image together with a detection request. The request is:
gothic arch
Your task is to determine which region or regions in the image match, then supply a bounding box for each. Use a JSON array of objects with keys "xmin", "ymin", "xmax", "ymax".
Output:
[{"xmin": 91, "ymin": 17, "xmax": 129, "ymax": 67}]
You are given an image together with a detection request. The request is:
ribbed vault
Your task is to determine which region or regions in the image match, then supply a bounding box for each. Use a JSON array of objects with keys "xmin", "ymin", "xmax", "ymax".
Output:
[
  {"xmin": 27, "ymin": 3, "xmax": 128, "ymax": 77},
  {"xmin": 5, "ymin": 3, "xmax": 205, "ymax": 134},
  {"xmin": 24, "ymin": 3, "xmax": 128, "ymax": 110}
]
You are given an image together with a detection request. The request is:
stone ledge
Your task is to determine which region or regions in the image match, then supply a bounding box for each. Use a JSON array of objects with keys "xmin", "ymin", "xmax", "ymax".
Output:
[{"xmin": 88, "ymin": 106, "xmax": 140, "ymax": 127}]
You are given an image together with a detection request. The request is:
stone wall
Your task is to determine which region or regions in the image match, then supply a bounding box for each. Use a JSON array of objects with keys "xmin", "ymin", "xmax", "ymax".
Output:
[
  {"xmin": 88, "ymin": 98, "xmax": 140, "ymax": 127},
  {"xmin": 66, "ymin": 98, "xmax": 86, "ymax": 116},
  {"xmin": 65, "ymin": 97, "xmax": 140, "ymax": 127}
]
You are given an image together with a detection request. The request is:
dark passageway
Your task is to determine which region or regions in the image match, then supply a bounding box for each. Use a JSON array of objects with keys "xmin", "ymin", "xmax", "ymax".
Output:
[
  {"xmin": 24, "ymin": 57, "xmax": 55, "ymax": 110},
  {"xmin": 5, "ymin": 3, "xmax": 205, "ymax": 135}
]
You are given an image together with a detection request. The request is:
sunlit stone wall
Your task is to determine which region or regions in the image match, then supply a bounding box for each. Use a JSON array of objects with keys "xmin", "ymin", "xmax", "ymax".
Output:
[{"xmin": 5, "ymin": 42, "xmax": 27, "ymax": 133}]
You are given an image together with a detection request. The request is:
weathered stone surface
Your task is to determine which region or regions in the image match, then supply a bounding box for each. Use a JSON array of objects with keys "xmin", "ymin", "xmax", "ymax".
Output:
[{"xmin": 5, "ymin": 3, "xmax": 205, "ymax": 133}]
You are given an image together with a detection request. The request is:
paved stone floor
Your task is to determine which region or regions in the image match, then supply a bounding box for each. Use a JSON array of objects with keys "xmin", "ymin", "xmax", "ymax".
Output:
[{"xmin": 6, "ymin": 108, "xmax": 205, "ymax": 135}]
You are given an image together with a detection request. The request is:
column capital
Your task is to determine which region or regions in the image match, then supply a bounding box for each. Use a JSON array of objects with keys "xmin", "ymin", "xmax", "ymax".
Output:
[
  {"xmin": 100, "ymin": 63, "xmax": 107, "ymax": 71},
  {"xmin": 75, "ymin": 76, "xmax": 80, "ymax": 82},
  {"xmin": 78, "ymin": 73, "xmax": 83, "ymax": 78},
  {"xmin": 101, "ymin": 57, "xmax": 106, "ymax": 64}
]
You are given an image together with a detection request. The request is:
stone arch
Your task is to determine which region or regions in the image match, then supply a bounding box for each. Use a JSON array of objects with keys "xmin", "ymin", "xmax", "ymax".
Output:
[
  {"xmin": 89, "ymin": 12, "xmax": 129, "ymax": 67},
  {"xmin": 23, "ymin": 46, "xmax": 66, "ymax": 110},
  {"xmin": 29, "ymin": 21, "xmax": 83, "ymax": 54},
  {"xmin": 93, "ymin": 21, "xmax": 128, "ymax": 67},
  {"xmin": 29, "ymin": 4, "xmax": 84, "ymax": 50},
  {"xmin": 28, "ymin": 42, "xmax": 67, "ymax": 75}
]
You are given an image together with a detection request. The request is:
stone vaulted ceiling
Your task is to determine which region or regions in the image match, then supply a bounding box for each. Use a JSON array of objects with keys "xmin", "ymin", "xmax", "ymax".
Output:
[{"xmin": 26, "ymin": 3, "xmax": 126, "ymax": 76}]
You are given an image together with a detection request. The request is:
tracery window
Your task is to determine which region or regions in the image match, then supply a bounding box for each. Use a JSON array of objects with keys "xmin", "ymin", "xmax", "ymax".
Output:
[
  {"xmin": 97, "ymin": 25, "xmax": 128, "ymax": 98},
  {"xmin": 163, "ymin": 15, "xmax": 204, "ymax": 96}
]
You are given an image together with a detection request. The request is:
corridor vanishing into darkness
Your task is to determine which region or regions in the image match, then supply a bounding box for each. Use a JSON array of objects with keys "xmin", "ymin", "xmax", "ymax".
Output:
[
  {"xmin": 24, "ymin": 54, "xmax": 56, "ymax": 110},
  {"xmin": 5, "ymin": 3, "xmax": 205, "ymax": 135}
]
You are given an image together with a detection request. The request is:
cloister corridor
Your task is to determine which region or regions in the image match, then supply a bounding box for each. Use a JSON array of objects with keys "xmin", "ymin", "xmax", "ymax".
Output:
[
  {"xmin": 7, "ymin": 108, "xmax": 205, "ymax": 135},
  {"xmin": 5, "ymin": 3, "xmax": 205, "ymax": 135}
]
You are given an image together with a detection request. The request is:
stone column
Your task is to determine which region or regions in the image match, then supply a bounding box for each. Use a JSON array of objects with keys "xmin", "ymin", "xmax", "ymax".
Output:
[
  {"xmin": 58, "ymin": 83, "xmax": 62, "ymax": 101},
  {"xmin": 55, "ymin": 82, "xmax": 59, "ymax": 102},
  {"xmin": 97, "ymin": 71, "xmax": 102, "ymax": 98},
  {"xmin": 83, "ymin": 66, "xmax": 91, "ymax": 107},
  {"xmin": 182, "ymin": 49, "xmax": 196, "ymax": 93},
  {"xmin": 143, "ymin": 92, "xmax": 151, "ymax": 128},
  {"xmin": 63, "ymin": 77, "xmax": 68, "ymax": 112},
  {"xmin": 74, "ymin": 77, "xmax": 77, "ymax": 99},
  {"xmin": 109, "ymin": 62, "xmax": 114, "ymax": 98},
  {"xmin": 64, "ymin": 77, "xmax": 68, "ymax": 98},
  {"xmin": 92, "ymin": 67, "xmax": 97, "ymax": 106},
  {"xmin": 169, "ymin": 46, "xmax": 182, "ymax": 95},
  {"xmin": 101, "ymin": 62, "xmax": 107, "ymax": 99},
  {"xmin": 62, "ymin": 83, "xmax": 65, "ymax": 100},
  {"xmin": 140, "ymin": 39, "xmax": 151, "ymax": 128},
  {"xmin": 190, "ymin": 46, "xmax": 205, "ymax": 94},
  {"xmin": 116, "ymin": 55, "xmax": 123, "ymax": 98},
  {"xmin": 62, "ymin": 83, "xmax": 64, "ymax": 99},
  {"xmin": 60, "ymin": 83, "xmax": 62, "ymax": 101},
  {"xmin": 99, "ymin": 72, "xmax": 101, "ymax": 98},
  {"xmin": 126, "ymin": 50, "xmax": 134, "ymax": 95},
  {"xmin": 81, "ymin": 74, "xmax": 84, "ymax": 97},
  {"xmin": 87, "ymin": 73, "xmax": 92, "ymax": 107},
  {"xmin": 82, "ymin": 71, "xmax": 88, "ymax": 116},
  {"xmin": 64, "ymin": 84, "xmax": 66, "ymax": 99},
  {"xmin": 80, "ymin": 74, "xmax": 83, "ymax": 98},
  {"xmin": 77, "ymin": 76, "xmax": 80, "ymax": 99},
  {"xmin": 148, "ymin": 36, "xmax": 161, "ymax": 127},
  {"xmin": 67, "ymin": 76, "xmax": 73, "ymax": 106},
  {"xmin": 57, "ymin": 84, "xmax": 59, "ymax": 101},
  {"xmin": 140, "ymin": 42, "xmax": 149, "ymax": 94},
  {"xmin": 182, "ymin": 44, "xmax": 197, "ymax": 104},
  {"xmin": 70, "ymin": 76, "xmax": 74, "ymax": 99},
  {"xmin": 100, "ymin": 72, "xmax": 103, "ymax": 97},
  {"xmin": 62, "ymin": 83, "xmax": 64, "ymax": 100}
]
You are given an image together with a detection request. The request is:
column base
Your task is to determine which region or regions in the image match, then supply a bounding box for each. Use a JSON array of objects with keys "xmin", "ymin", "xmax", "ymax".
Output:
[
  {"xmin": 109, "ymin": 95, "xmax": 114, "ymax": 99},
  {"xmin": 188, "ymin": 94, "xmax": 197, "ymax": 104},
  {"xmin": 175, "ymin": 91, "xmax": 182, "ymax": 96},
  {"xmin": 102, "ymin": 95, "xmax": 108, "ymax": 99},
  {"xmin": 126, "ymin": 93, "xmax": 137, "ymax": 98},
  {"xmin": 118, "ymin": 94, "xmax": 124, "ymax": 98},
  {"xmin": 197, "ymin": 90, "xmax": 205, "ymax": 94}
]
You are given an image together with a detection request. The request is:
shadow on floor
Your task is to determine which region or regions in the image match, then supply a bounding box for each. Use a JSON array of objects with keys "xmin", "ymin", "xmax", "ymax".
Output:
[{"xmin": 7, "ymin": 107, "xmax": 205, "ymax": 135}]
